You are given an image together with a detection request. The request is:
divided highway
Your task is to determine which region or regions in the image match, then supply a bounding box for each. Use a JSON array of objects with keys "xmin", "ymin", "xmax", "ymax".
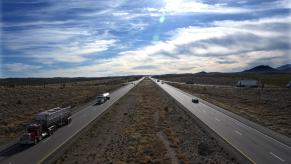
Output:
[
  {"xmin": 0, "ymin": 78, "xmax": 143, "ymax": 164},
  {"xmin": 152, "ymin": 78, "xmax": 291, "ymax": 164}
]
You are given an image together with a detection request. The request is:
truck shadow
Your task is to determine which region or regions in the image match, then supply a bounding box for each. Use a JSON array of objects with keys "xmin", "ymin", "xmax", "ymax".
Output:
[
  {"xmin": 0, "ymin": 143, "xmax": 32, "ymax": 158},
  {"xmin": 94, "ymin": 102, "xmax": 103, "ymax": 106}
]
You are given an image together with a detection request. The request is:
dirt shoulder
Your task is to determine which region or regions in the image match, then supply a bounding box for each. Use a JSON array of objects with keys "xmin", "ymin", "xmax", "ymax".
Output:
[
  {"xmin": 168, "ymin": 83, "xmax": 291, "ymax": 138},
  {"xmin": 0, "ymin": 77, "xmax": 136, "ymax": 146},
  {"xmin": 56, "ymin": 79, "xmax": 236, "ymax": 164}
]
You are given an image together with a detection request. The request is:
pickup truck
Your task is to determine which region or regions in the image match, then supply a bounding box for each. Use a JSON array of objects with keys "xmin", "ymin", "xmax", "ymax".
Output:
[{"xmin": 96, "ymin": 92, "xmax": 110, "ymax": 104}]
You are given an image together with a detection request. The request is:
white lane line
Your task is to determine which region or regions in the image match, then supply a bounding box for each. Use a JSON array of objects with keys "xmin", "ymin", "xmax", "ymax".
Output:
[
  {"xmin": 215, "ymin": 118, "xmax": 220, "ymax": 122},
  {"xmin": 270, "ymin": 152, "xmax": 285, "ymax": 162},
  {"xmin": 234, "ymin": 130, "xmax": 242, "ymax": 136},
  {"xmin": 43, "ymin": 137, "xmax": 51, "ymax": 143},
  {"xmin": 169, "ymin": 84, "xmax": 291, "ymax": 150}
]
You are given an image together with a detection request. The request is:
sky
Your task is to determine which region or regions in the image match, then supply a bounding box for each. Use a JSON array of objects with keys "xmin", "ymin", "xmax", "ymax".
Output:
[{"xmin": 0, "ymin": 0, "xmax": 290, "ymax": 77}]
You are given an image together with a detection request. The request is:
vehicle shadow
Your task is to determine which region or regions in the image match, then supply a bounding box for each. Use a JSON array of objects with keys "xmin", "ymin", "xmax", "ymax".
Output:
[{"xmin": 0, "ymin": 143, "xmax": 32, "ymax": 159}]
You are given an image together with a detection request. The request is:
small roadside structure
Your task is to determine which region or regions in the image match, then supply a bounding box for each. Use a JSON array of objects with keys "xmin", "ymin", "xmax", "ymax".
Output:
[
  {"xmin": 287, "ymin": 81, "xmax": 291, "ymax": 88},
  {"xmin": 236, "ymin": 80, "xmax": 258, "ymax": 88}
]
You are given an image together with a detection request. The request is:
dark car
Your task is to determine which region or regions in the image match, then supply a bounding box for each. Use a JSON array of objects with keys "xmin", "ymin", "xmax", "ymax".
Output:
[{"xmin": 192, "ymin": 98, "xmax": 199, "ymax": 103}]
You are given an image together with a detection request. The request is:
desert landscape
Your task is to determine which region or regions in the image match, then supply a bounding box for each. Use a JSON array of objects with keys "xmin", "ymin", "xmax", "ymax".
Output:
[
  {"xmin": 155, "ymin": 73, "xmax": 291, "ymax": 137},
  {"xmin": 0, "ymin": 76, "xmax": 140, "ymax": 146},
  {"xmin": 55, "ymin": 79, "xmax": 236, "ymax": 164}
]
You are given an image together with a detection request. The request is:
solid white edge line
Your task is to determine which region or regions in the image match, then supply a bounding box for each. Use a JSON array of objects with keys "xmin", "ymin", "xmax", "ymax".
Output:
[
  {"xmin": 234, "ymin": 130, "xmax": 242, "ymax": 136},
  {"xmin": 163, "ymin": 80, "xmax": 291, "ymax": 150},
  {"xmin": 270, "ymin": 152, "xmax": 285, "ymax": 162}
]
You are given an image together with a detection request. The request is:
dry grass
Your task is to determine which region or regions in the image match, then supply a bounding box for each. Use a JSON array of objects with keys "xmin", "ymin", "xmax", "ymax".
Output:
[
  {"xmin": 0, "ymin": 77, "xmax": 137, "ymax": 145},
  {"xmin": 56, "ymin": 79, "xmax": 236, "ymax": 164},
  {"xmin": 170, "ymin": 83, "xmax": 291, "ymax": 137}
]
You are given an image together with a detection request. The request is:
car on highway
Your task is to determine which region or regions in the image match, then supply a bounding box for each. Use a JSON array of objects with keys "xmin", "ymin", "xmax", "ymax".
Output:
[
  {"xmin": 192, "ymin": 98, "xmax": 199, "ymax": 103},
  {"xmin": 96, "ymin": 92, "xmax": 110, "ymax": 104}
]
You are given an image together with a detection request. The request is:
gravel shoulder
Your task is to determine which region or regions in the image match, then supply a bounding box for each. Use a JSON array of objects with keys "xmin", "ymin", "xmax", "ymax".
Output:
[{"xmin": 56, "ymin": 79, "xmax": 236, "ymax": 164}]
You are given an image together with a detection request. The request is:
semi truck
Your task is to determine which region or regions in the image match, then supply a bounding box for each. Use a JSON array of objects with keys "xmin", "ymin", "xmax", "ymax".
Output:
[
  {"xmin": 236, "ymin": 80, "xmax": 258, "ymax": 88},
  {"xmin": 19, "ymin": 106, "xmax": 72, "ymax": 145},
  {"xmin": 96, "ymin": 92, "xmax": 110, "ymax": 104}
]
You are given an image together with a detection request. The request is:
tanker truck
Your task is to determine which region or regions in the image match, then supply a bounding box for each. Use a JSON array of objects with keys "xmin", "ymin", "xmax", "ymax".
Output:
[{"xmin": 19, "ymin": 106, "xmax": 72, "ymax": 145}]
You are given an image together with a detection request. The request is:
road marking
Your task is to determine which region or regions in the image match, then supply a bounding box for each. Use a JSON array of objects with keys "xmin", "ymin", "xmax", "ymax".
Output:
[
  {"xmin": 67, "ymin": 123, "xmax": 73, "ymax": 127},
  {"xmin": 166, "ymin": 81, "xmax": 291, "ymax": 150},
  {"xmin": 43, "ymin": 137, "xmax": 51, "ymax": 143},
  {"xmin": 270, "ymin": 152, "xmax": 285, "ymax": 162},
  {"xmin": 154, "ymin": 80, "xmax": 257, "ymax": 164},
  {"xmin": 234, "ymin": 130, "xmax": 242, "ymax": 136},
  {"xmin": 37, "ymin": 79, "xmax": 142, "ymax": 164},
  {"xmin": 215, "ymin": 118, "xmax": 220, "ymax": 122}
]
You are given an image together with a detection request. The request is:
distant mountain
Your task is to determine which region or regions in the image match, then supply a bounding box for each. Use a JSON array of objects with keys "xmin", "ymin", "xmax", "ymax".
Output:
[
  {"xmin": 277, "ymin": 64, "xmax": 291, "ymax": 72},
  {"xmin": 195, "ymin": 71, "xmax": 207, "ymax": 75},
  {"xmin": 243, "ymin": 65, "xmax": 279, "ymax": 73}
]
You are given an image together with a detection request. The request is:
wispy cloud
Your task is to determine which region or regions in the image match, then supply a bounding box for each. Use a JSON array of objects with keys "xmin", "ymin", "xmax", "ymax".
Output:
[
  {"xmin": 1, "ymin": 0, "xmax": 290, "ymax": 77},
  {"xmin": 3, "ymin": 63, "xmax": 41, "ymax": 72}
]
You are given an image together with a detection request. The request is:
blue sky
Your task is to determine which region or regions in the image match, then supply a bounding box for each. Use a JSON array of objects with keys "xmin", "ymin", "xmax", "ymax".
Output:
[{"xmin": 0, "ymin": 0, "xmax": 290, "ymax": 77}]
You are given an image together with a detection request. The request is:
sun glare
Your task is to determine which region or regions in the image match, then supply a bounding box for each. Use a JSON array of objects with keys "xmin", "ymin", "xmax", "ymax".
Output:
[
  {"xmin": 165, "ymin": 0, "xmax": 183, "ymax": 11},
  {"xmin": 164, "ymin": 0, "xmax": 208, "ymax": 13}
]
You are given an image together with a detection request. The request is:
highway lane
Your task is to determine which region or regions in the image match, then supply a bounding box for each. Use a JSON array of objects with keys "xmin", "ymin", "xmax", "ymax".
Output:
[
  {"xmin": 152, "ymin": 78, "xmax": 291, "ymax": 164},
  {"xmin": 0, "ymin": 78, "xmax": 143, "ymax": 164}
]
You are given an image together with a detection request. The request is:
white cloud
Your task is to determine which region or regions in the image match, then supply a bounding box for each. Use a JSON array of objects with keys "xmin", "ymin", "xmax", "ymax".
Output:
[
  {"xmin": 3, "ymin": 63, "xmax": 42, "ymax": 72},
  {"xmin": 30, "ymin": 39, "xmax": 117, "ymax": 63},
  {"xmin": 3, "ymin": 26, "xmax": 117, "ymax": 63},
  {"xmin": 145, "ymin": 0, "xmax": 250, "ymax": 15},
  {"xmin": 32, "ymin": 15, "xmax": 290, "ymax": 76},
  {"xmin": 112, "ymin": 12, "xmax": 129, "ymax": 16}
]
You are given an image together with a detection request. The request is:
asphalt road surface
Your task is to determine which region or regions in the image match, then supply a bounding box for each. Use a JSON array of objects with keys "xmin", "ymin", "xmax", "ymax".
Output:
[
  {"xmin": 152, "ymin": 78, "xmax": 291, "ymax": 164},
  {"xmin": 0, "ymin": 78, "xmax": 143, "ymax": 164}
]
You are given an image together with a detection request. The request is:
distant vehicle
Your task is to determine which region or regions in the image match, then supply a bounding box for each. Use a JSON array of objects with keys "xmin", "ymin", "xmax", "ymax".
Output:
[
  {"xmin": 192, "ymin": 98, "xmax": 199, "ymax": 103},
  {"xmin": 161, "ymin": 81, "xmax": 164, "ymax": 84},
  {"xmin": 236, "ymin": 80, "xmax": 258, "ymax": 88},
  {"xmin": 19, "ymin": 106, "xmax": 71, "ymax": 145},
  {"xmin": 287, "ymin": 81, "xmax": 291, "ymax": 88},
  {"xmin": 96, "ymin": 92, "xmax": 110, "ymax": 104},
  {"xmin": 157, "ymin": 80, "xmax": 160, "ymax": 82}
]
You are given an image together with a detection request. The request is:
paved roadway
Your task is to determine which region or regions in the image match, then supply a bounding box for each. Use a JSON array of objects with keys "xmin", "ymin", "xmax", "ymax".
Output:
[
  {"xmin": 152, "ymin": 78, "xmax": 291, "ymax": 164},
  {"xmin": 0, "ymin": 78, "xmax": 143, "ymax": 164}
]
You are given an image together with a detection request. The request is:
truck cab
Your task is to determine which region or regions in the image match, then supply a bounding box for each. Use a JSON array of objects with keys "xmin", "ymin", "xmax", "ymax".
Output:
[{"xmin": 19, "ymin": 124, "xmax": 46, "ymax": 144}]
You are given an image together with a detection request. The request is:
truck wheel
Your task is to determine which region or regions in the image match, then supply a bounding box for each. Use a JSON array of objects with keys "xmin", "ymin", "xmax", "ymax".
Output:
[{"xmin": 38, "ymin": 136, "xmax": 42, "ymax": 142}]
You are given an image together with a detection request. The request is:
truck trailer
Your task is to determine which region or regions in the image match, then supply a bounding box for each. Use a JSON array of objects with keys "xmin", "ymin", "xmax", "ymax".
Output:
[
  {"xmin": 236, "ymin": 80, "xmax": 258, "ymax": 88},
  {"xmin": 19, "ymin": 106, "xmax": 72, "ymax": 145}
]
